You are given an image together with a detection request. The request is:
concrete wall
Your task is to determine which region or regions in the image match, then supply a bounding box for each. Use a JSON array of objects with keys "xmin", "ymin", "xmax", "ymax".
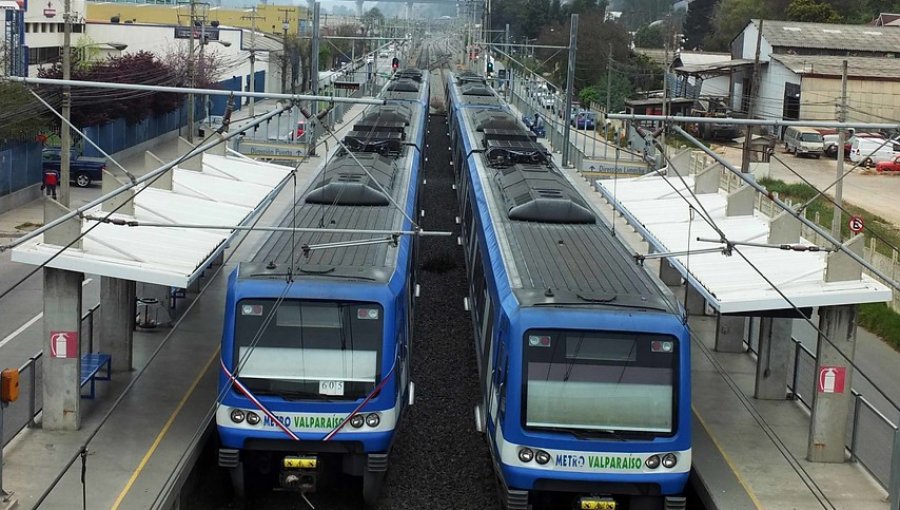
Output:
[
  {"xmin": 757, "ymin": 58, "xmax": 801, "ymax": 125},
  {"xmin": 801, "ymin": 76, "xmax": 900, "ymax": 123}
]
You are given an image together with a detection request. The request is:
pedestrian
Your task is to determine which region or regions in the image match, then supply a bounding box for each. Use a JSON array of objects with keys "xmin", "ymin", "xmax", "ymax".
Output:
[{"xmin": 41, "ymin": 168, "xmax": 59, "ymax": 200}]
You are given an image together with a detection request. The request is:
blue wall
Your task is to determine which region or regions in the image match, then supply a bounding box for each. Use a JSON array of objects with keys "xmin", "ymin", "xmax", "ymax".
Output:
[{"xmin": 0, "ymin": 141, "xmax": 43, "ymax": 195}]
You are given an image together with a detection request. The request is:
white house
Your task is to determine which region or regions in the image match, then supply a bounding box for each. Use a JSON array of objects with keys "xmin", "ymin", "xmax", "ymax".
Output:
[{"xmin": 730, "ymin": 19, "xmax": 900, "ymax": 127}]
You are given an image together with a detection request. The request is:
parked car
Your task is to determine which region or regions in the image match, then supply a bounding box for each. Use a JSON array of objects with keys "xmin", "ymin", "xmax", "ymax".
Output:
[
  {"xmin": 876, "ymin": 155, "xmax": 900, "ymax": 173},
  {"xmin": 849, "ymin": 137, "xmax": 899, "ymax": 166},
  {"xmin": 845, "ymin": 133, "xmax": 886, "ymax": 157},
  {"xmin": 784, "ymin": 126, "xmax": 824, "ymax": 158},
  {"xmin": 570, "ymin": 111, "xmax": 596, "ymax": 130},
  {"xmin": 41, "ymin": 148, "xmax": 107, "ymax": 188}
]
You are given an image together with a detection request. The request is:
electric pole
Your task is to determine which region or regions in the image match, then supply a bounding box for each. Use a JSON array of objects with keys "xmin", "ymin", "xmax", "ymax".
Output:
[
  {"xmin": 741, "ymin": 19, "xmax": 763, "ymax": 173},
  {"xmin": 832, "ymin": 59, "xmax": 849, "ymax": 239},
  {"xmin": 605, "ymin": 42, "xmax": 612, "ymax": 159},
  {"xmin": 60, "ymin": 0, "xmax": 72, "ymax": 205},
  {"xmin": 187, "ymin": 0, "xmax": 196, "ymax": 143},
  {"xmin": 242, "ymin": 7, "xmax": 264, "ymax": 117},
  {"xmin": 309, "ymin": 1, "xmax": 320, "ymax": 156},
  {"xmin": 561, "ymin": 13, "xmax": 578, "ymax": 167},
  {"xmin": 280, "ymin": 7, "xmax": 292, "ymax": 93}
]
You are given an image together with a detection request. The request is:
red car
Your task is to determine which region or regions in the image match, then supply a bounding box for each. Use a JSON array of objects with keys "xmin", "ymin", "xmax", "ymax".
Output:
[{"xmin": 875, "ymin": 155, "xmax": 900, "ymax": 173}]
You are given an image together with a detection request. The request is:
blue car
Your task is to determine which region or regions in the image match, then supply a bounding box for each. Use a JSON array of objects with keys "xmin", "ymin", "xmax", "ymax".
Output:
[{"xmin": 570, "ymin": 111, "xmax": 596, "ymax": 130}]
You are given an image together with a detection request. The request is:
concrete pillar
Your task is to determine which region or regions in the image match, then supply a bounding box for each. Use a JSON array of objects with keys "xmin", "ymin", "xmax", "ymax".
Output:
[
  {"xmin": 753, "ymin": 317, "xmax": 793, "ymax": 399},
  {"xmin": 668, "ymin": 148, "xmax": 692, "ymax": 177},
  {"xmin": 178, "ymin": 137, "xmax": 203, "ymax": 171},
  {"xmin": 659, "ymin": 258, "xmax": 683, "ymax": 286},
  {"xmin": 694, "ymin": 163, "xmax": 721, "ymax": 194},
  {"xmin": 808, "ymin": 234, "xmax": 864, "ymax": 462},
  {"xmin": 100, "ymin": 277, "xmax": 136, "ymax": 372},
  {"xmin": 101, "ymin": 169, "xmax": 134, "ymax": 215},
  {"xmin": 146, "ymin": 151, "xmax": 172, "ymax": 191},
  {"xmin": 768, "ymin": 210, "xmax": 801, "ymax": 244},
  {"xmin": 684, "ymin": 284, "xmax": 706, "ymax": 316},
  {"xmin": 726, "ymin": 183, "xmax": 755, "ymax": 216},
  {"xmin": 715, "ymin": 314, "xmax": 745, "ymax": 353},
  {"xmin": 42, "ymin": 267, "xmax": 84, "ymax": 431}
]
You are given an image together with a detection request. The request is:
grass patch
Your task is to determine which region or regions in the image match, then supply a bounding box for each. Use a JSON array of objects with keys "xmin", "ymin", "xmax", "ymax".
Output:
[
  {"xmin": 758, "ymin": 177, "xmax": 900, "ymax": 257},
  {"xmin": 859, "ymin": 302, "xmax": 900, "ymax": 351},
  {"xmin": 760, "ymin": 178, "xmax": 900, "ymax": 350}
]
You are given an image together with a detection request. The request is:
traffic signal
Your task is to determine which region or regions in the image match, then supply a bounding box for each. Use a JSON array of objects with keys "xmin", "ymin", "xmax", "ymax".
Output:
[{"xmin": 487, "ymin": 61, "xmax": 494, "ymax": 73}]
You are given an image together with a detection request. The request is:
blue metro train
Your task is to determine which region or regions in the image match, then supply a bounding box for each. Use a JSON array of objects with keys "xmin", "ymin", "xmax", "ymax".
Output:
[
  {"xmin": 446, "ymin": 72, "xmax": 692, "ymax": 510},
  {"xmin": 216, "ymin": 68, "xmax": 429, "ymax": 507}
]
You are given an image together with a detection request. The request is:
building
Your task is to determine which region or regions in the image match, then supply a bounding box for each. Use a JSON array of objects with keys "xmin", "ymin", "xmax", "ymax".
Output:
[
  {"xmin": 730, "ymin": 19, "xmax": 900, "ymax": 127},
  {"xmin": 20, "ymin": 0, "xmax": 286, "ymax": 116},
  {"xmin": 1, "ymin": 0, "xmax": 25, "ymax": 75}
]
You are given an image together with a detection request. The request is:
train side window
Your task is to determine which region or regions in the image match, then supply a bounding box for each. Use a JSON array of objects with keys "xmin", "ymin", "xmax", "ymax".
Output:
[{"xmin": 481, "ymin": 296, "xmax": 494, "ymax": 367}]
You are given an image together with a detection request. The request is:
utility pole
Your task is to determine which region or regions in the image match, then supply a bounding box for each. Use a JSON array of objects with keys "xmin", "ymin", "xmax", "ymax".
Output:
[
  {"xmin": 832, "ymin": 59, "xmax": 849, "ymax": 239},
  {"xmin": 187, "ymin": 0, "xmax": 196, "ymax": 143},
  {"xmin": 741, "ymin": 19, "xmax": 763, "ymax": 173},
  {"xmin": 605, "ymin": 42, "xmax": 612, "ymax": 159},
  {"xmin": 242, "ymin": 7, "xmax": 264, "ymax": 117},
  {"xmin": 309, "ymin": 1, "xmax": 320, "ymax": 156},
  {"xmin": 280, "ymin": 8, "xmax": 292, "ymax": 93},
  {"xmin": 561, "ymin": 13, "xmax": 578, "ymax": 167},
  {"xmin": 661, "ymin": 16, "xmax": 669, "ymax": 154},
  {"xmin": 59, "ymin": 0, "xmax": 72, "ymax": 205}
]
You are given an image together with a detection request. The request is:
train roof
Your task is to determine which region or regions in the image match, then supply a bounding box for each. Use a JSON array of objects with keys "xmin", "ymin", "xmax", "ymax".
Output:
[
  {"xmin": 450, "ymin": 74, "xmax": 674, "ymax": 311},
  {"xmin": 239, "ymin": 71, "xmax": 428, "ymax": 283}
]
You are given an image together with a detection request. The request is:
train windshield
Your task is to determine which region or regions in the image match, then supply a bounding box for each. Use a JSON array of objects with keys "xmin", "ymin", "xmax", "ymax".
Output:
[
  {"xmin": 233, "ymin": 299, "xmax": 383, "ymax": 400},
  {"xmin": 522, "ymin": 329, "xmax": 676, "ymax": 435}
]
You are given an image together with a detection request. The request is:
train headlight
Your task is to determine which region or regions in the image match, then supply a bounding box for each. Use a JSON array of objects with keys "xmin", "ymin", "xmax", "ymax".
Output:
[
  {"xmin": 662, "ymin": 453, "xmax": 678, "ymax": 469},
  {"xmin": 535, "ymin": 450, "xmax": 551, "ymax": 465},
  {"xmin": 518, "ymin": 448, "xmax": 534, "ymax": 463},
  {"xmin": 350, "ymin": 414, "xmax": 365, "ymax": 428},
  {"xmin": 230, "ymin": 409, "xmax": 245, "ymax": 423},
  {"xmin": 246, "ymin": 412, "xmax": 260, "ymax": 425},
  {"xmin": 645, "ymin": 454, "xmax": 660, "ymax": 469},
  {"xmin": 365, "ymin": 413, "xmax": 381, "ymax": 428}
]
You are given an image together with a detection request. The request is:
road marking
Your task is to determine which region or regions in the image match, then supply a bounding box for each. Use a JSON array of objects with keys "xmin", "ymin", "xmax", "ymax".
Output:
[
  {"xmin": 110, "ymin": 347, "xmax": 219, "ymax": 510},
  {"xmin": 0, "ymin": 278, "xmax": 93, "ymax": 349},
  {"xmin": 693, "ymin": 405, "xmax": 765, "ymax": 510}
]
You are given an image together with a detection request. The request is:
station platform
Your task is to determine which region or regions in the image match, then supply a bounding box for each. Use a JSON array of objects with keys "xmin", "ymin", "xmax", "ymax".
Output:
[
  {"xmin": 0, "ymin": 101, "xmax": 371, "ymax": 510},
  {"xmin": 553, "ymin": 154, "xmax": 890, "ymax": 510}
]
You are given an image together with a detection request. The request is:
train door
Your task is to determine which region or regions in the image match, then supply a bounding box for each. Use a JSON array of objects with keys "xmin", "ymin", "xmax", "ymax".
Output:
[{"xmin": 488, "ymin": 340, "xmax": 506, "ymax": 433}]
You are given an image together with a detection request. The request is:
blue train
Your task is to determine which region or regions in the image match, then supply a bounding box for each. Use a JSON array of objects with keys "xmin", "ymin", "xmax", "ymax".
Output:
[
  {"xmin": 216, "ymin": 68, "xmax": 429, "ymax": 507},
  {"xmin": 446, "ymin": 72, "xmax": 692, "ymax": 510}
]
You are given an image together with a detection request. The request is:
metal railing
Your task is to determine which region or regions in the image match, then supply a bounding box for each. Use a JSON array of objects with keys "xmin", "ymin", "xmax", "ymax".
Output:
[
  {"xmin": 1, "ymin": 303, "xmax": 100, "ymax": 447},
  {"xmin": 743, "ymin": 323, "xmax": 899, "ymax": 492}
]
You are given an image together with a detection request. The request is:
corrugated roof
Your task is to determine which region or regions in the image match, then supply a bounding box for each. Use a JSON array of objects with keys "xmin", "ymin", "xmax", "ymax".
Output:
[
  {"xmin": 753, "ymin": 19, "xmax": 900, "ymax": 53},
  {"xmin": 594, "ymin": 174, "xmax": 891, "ymax": 313},
  {"xmin": 11, "ymin": 152, "xmax": 294, "ymax": 288},
  {"xmin": 771, "ymin": 54, "xmax": 900, "ymax": 79}
]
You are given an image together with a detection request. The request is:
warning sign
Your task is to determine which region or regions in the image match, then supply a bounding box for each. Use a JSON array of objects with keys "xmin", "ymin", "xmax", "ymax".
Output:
[
  {"xmin": 49, "ymin": 331, "xmax": 78, "ymax": 359},
  {"xmin": 817, "ymin": 366, "xmax": 846, "ymax": 394},
  {"xmin": 848, "ymin": 215, "xmax": 864, "ymax": 234}
]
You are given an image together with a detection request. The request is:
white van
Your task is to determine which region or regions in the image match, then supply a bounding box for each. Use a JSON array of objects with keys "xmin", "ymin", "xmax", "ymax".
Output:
[
  {"xmin": 849, "ymin": 137, "xmax": 899, "ymax": 166},
  {"xmin": 784, "ymin": 126, "xmax": 824, "ymax": 158}
]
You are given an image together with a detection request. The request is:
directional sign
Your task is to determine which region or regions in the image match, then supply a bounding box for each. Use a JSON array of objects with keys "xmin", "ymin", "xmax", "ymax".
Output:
[{"xmin": 848, "ymin": 215, "xmax": 864, "ymax": 234}]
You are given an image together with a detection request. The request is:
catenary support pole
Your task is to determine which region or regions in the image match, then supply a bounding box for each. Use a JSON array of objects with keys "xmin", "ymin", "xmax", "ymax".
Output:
[
  {"xmin": 832, "ymin": 59, "xmax": 849, "ymax": 239},
  {"xmin": 741, "ymin": 19, "xmax": 763, "ymax": 174},
  {"xmin": 561, "ymin": 13, "xmax": 578, "ymax": 167},
  {"xmin": 310, "ymin": 1, "xmax": 321, "ymax": 156}
]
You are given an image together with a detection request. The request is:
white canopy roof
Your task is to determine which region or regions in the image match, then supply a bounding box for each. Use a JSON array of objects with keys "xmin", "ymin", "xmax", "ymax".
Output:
[
  {"xmin": 594, "ymin": 175, "xmax": 891, "ymax": 313},
  {"xmin": 11, "ymin": 153, "xmax": 293, "ymax": 288}
]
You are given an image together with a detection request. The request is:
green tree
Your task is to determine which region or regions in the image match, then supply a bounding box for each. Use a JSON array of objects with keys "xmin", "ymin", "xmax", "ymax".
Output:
[
  {"xmin": 786, "ymin": 0, "xmax": 843, "ymax": 22},
  {"xmin": 683, "ymin": 0, "xmax": 716, "ymax": 50},
  {"xmin": 633, "ymin": 24, "xmax": 666, "ymax": 48},
  {"xmin": 0, "ymin": 82, "xmax": 51, "ymax": 142},
  {"xmin": 706, "ymin": 0, "xmax": 767, "ymax": 51}
]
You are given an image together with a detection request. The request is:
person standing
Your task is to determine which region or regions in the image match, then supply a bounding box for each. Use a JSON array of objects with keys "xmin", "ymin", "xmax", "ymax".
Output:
[{"xmin": 41, "ymin": 168, "xmax": 59, "ymax": 200}]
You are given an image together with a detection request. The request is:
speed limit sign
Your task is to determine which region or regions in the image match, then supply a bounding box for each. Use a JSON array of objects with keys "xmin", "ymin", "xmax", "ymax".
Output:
[{"xmin": 849, "ymin": 215, "xmax": 865, "ymax": 234}]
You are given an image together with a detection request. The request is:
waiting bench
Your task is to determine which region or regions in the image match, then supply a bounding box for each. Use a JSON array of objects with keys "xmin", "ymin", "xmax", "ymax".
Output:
[{"xmin": 80, "ymin": 353, "xmax": 111, "ymax": 399}]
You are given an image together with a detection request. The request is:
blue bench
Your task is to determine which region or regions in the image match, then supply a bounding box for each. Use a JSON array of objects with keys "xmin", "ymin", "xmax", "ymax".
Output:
[{"xmin": 80, "ymin": 353, "xmax": 111, "ymax": 399}]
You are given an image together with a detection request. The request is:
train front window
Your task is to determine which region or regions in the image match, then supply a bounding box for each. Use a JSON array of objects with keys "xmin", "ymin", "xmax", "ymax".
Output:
[
  {"xmin": 233, "ymin": 300, "xmax": 383, "ymax": 400},
  {"xmin": 523, "ymin": 330, "xmax": 676, "ymax": 435}
]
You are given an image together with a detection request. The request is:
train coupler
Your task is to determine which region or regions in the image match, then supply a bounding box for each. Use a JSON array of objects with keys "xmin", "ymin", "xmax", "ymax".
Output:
[{"xmin": 279, "ymin": 455, "xmax": 318, "ymax": 493}]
